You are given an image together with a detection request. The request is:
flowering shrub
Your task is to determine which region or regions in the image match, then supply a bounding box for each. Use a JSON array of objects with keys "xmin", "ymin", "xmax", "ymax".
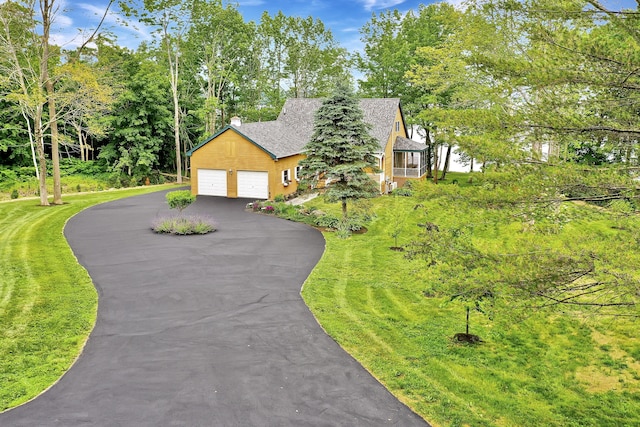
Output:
[
  {"xmin": 151, "ymin": 214, "xmax": 217, "ymax": 235},
  {"xmin": 261, "ymin": 205, "xmax": 275, "ymax": 213}
]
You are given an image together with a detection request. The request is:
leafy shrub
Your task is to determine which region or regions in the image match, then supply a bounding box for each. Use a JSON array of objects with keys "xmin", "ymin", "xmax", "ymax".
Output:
[
  {"xmin": 392, "ymin": 187, "xmax": 413, "ymax": 197},
  {"xmin": 274, "ymin": 194, "xmax": 285, "ymax": 202},
  {"xmin": 341, "ymin": 216, "xmax": 366, "ymax": 232},
  {"xmin": 57, "ymin": 159, "xmax": 109, "ymax": 176},
  {"xmin": 151, "ymin": 215, "xmax": 216, "ymax": 235},
  {"xmin": 0, "ymin": 168, "xmax": 18, "ymax": 187},
  {"xmin": 335, "ymin": 220, "xmax": 353, "ymax": 239},
  {"xmin": 166, "ymin": 190, "xmax": 196, "ymax": 212},
  {"xmin": 274, "ymin": 203, "xmax": 306, "ymax": 221},
  {"xmin": 351, "ymin": 199, "xmax": 376, "ymax": 222},
  {"xmin": 10, "ymin": 189, "xmax": 19, "ymax": 199},
  {"xmin": 107, "ymin": 172, "xmax": 123, "ymax": 188},
  {"xmin": 314, "ymin": 213, "xmax": 340, "ymax": 229},
  {"xmin": 0, "ymin": 167, "xmax": 39, "ymax": 191},
  {"xmin": 148, "ymin": 171, "xmax": 166, "ymax": 185},
  {"xmin": 609, "ymin": 199, "xmax": 634, "ymax": 214}
]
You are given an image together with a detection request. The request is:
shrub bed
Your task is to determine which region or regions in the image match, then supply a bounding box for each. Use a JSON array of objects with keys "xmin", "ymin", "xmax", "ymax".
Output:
[{"xmin": 151, "ymin": 215, "xmax": 216, "ymax": 235}]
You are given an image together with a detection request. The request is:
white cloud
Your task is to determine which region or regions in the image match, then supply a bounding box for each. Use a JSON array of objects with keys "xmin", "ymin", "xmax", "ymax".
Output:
[
  {"xmin": 79, "ymin": 3, "xmax": 153, "ymax": 42},
  {"xmin": 45, "ymin": 3, "xmax": 153, "ymax": 50},
  {"xmin": 359, "ymin": 0, "xmax": 406, "ymax": 11},
  {"xmin": 341, "ymin": 33, "xmax": 364, "ymax": 52}
]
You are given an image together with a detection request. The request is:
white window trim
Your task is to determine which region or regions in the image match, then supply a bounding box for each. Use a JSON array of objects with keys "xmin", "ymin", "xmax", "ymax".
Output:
[
  {"xmin": 282, "ymin": 169, "xmax": 290, "ymax": 185},
  {"xmin": 295, "ymin": 166, "xmax": 302, "ymax": 181}
]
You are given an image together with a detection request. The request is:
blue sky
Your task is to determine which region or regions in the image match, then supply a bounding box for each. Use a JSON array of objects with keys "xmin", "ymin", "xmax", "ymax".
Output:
[{"xmin": 49, "ymin": 0, "xmax": 637, "ymax": 51}]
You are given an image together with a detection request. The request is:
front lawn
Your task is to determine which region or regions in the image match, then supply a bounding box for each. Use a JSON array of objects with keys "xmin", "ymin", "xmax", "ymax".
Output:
[
  {"xmin": 0, "ymin": 185, "xmax": 175, "ymax": 411},
  {"xmin": 301, "ymin": 189, "xmax": 640, "ymax": 426}
]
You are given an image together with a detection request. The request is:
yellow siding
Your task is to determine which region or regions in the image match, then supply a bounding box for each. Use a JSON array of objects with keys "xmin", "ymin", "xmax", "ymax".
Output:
[
  {"xmin": 270, "ymin": 154, "xmax": 305, "ymax": 199},
  {"xmin": 190, "ymin": 129, "xmax": 304, "ymax": 199},
  {"xmin": 191, "ymin": 104, "xmax": 408, "ymax": 198},
  {"xmin": 383, "ymin": 107, "xmax": 408, "ymax": 192}
]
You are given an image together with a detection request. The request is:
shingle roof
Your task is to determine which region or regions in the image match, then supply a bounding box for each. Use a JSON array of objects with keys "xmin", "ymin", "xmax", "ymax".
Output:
[
  {"xmin": 227, "ymin": 98, "xmax": 404, "ymax": 159},
  {"xmin": 394, "ymin": 136, "xmax": 427, "ymax": 151}
]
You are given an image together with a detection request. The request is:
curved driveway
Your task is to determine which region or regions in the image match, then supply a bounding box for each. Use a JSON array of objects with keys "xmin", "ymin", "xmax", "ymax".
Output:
[{"xmin": 1, "ymin": 190, "xmax": 428, "ymax": 426}]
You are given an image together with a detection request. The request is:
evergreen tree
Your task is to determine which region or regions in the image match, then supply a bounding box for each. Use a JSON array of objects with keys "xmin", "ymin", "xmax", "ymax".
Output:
[{"xmin": 299, "ymin": 84, "xmax": 380, "ymax": 219}]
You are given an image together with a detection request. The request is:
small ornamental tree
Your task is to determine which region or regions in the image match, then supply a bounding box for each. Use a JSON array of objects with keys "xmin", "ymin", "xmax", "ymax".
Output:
[
  {"xmin": 298, "ymin": 83, "xmax": 380, "ymax": 219},
  {"xmin": 166, "ymin": 190, "xmax": 196, "ymax": 214}
]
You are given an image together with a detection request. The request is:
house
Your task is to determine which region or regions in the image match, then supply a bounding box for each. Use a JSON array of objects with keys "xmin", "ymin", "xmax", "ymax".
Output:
[{"xmin": 187, "ymin": 98, "xmax": 428, "ymax": 199}]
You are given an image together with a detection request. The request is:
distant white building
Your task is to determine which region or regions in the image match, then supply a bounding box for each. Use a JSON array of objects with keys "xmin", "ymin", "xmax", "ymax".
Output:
[{"xmin": 409, "ymin": 126, "xmax": 472, "ymax": 173}]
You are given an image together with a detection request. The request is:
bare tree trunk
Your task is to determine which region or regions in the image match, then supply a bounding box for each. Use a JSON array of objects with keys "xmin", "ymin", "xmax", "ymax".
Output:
[
  {"xmin": 21, "ymin": 110, "xmax": 40, "ymax": 180},
  {"xmin": 440, "ymin": 144, "xmax": 452, "ymax": 181},
  {"xmin": 433, "ymin": 142, "xmax": 439, "ymax": 184},
  {"xmin": 425, "ymin": 129, "xmax": 433, "ymax": 179},
  {"xmin": 164, "ymin": 22, "xmax": 182, "ymax": 184},
  {"xmin": 531, "ymin": 134, "xmax": 542, "ymax": 160},
  {"xmin": 34, "ymin": 108, "xmax": 49, "ymax": 206},
  {"xmin": 74, "ymin": 123, "xmax": 84, "ymax": 161},
  {"xmin": 46, "ymin": 79, "xmax": 62, "ymax": 204},
  {"xmin": 341, "ymin": 198, "xmax": 347, "ymax": 220},
  {"xmin": 41, "ymin": 0, "xmax": 62, "ymax": 204},
  {"xmin": 548, "ymin": 140, "xmax": 560, "ymax": 161}
]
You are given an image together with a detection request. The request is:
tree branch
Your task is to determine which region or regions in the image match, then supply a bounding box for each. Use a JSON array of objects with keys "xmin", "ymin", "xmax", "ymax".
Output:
[
  {"xmin": 523, "ymin": 124, "xmax": 640, "ymax": 136},
  {"xmin": 76, "ymin": 0, "xmax": 115, "ymax": 55}
]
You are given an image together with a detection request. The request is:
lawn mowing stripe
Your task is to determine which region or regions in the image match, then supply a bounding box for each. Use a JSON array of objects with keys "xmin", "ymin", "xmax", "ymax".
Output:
[
  {"xmin": 0, "ymin": 205, "xmax": 27, "ymax": 311},
  {"xmin": 381, "ymin": 287, "xmax": 417, "ymax": 322},
  {"xmin": 0, "ymin": 186, "xmax": 175, "ymax": 412},
  {"xmin": 0, "ymin": 205, "xmax": 52, "ymax": 328},
  {"xmin": 365, "ymin": 286, "xmax": 385, "ymax": 319}
]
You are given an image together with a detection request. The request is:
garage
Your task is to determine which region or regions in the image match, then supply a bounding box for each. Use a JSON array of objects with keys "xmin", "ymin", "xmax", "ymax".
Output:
[
  {"xmin": 237, "ymin": 171, "xmax": 268, "ymax": 199},
  {"xmin": 197, "ymin": 169, "xmax": 227, "ymax": 196}
]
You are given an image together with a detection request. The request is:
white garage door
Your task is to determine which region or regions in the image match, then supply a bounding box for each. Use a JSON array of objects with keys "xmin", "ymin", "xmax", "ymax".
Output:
[
  {"xmin": 237, "ymin": 171, "xmax": 268, "ymax": 199},
  {"xmin": 197, "ymin": 169, "xmax": 227, "ymax": 196}
]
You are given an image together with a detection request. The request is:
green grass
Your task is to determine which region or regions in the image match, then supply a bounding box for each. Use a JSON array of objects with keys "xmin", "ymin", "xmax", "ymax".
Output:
[
  {"xmin": 0, "ymin": 185, "xmax": 175, "ymax": 411},
  {"xmin": 301, "ymin": 194, "xmax": 640, "ymax": 427},
  {"xmin": 0, "ymin": 175, "xmax": 112, "ymax": 201}
]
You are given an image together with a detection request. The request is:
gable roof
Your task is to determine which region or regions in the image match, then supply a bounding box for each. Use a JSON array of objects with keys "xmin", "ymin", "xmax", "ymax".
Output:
[
  {"xmin": 186, "ymin": 126, "xmax": 277, "ymax": 159},
  {"xmin": 188, "ymin": 98, "xmax": 406, "ymax": 159},
  {"xmin": 394, "ymin": 136, "xmax": 427, "ymax": 152}
]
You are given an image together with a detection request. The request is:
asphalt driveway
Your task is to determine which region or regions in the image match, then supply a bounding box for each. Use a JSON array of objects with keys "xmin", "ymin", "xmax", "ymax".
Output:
[{"xmin": 1, "ymin": 190, "xmax": 428, "ymax": 426}]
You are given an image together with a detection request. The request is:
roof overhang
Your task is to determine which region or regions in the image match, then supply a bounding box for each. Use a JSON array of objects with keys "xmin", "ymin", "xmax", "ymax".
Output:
[{"xmin": 393, "ymin": 136, "xmax": 428, "ymax": 152}]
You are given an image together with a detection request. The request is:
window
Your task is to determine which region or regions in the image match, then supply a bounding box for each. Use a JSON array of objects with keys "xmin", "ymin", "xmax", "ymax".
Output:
[
  {"xmin": 295, "ymin": 166, "xmax": 302, "ymax": 181},
  {"xmin": 282, "ymin": 169, "xmax": 290, "ymax": 184},
  {"xmin": 395, "ymin": 121, "xmax": 400, "ymax": 132}
]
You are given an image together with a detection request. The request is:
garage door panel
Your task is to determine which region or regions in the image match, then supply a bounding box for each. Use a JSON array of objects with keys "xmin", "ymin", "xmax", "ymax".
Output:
[
  {"xmin": 237, "ymin": 171, "xmax": 268, "ymax": 199},
  {"xmin": 198, "ymin": 169, "xmax": 227, "ymax": 196}
]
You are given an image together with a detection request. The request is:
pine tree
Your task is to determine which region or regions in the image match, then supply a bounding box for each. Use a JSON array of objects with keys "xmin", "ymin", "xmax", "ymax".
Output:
[{"xmin": 299, "ymin": 84, "xmax": 380, "ymax": 219}]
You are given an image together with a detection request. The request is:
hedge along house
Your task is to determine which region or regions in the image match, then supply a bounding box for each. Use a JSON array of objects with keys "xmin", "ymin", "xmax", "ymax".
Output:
[{"xmin": 187, "ymin": 98, "xmax": 427, "ymax": 199}]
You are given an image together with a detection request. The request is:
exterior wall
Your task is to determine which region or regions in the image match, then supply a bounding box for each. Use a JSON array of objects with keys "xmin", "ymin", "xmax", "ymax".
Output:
[
  {"xmin": 192, "ymin": 103, "xmax": 409, "ymax": 197},
  {"xmin": 271, "ymin": 154, "xmax": 305, "ymax": 199},
  {"xmin": 384, "ymin": 107, "xmax": 409, "ymax": 192},
  {"xmin": 190, "ymin": 129, "xmax": 303, "ymax": 199}
]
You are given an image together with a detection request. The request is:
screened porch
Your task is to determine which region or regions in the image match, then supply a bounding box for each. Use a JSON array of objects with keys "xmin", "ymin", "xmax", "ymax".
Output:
[{"xmin": 393, "ymin": 136, "xmax": 427, "ymax": 178}]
